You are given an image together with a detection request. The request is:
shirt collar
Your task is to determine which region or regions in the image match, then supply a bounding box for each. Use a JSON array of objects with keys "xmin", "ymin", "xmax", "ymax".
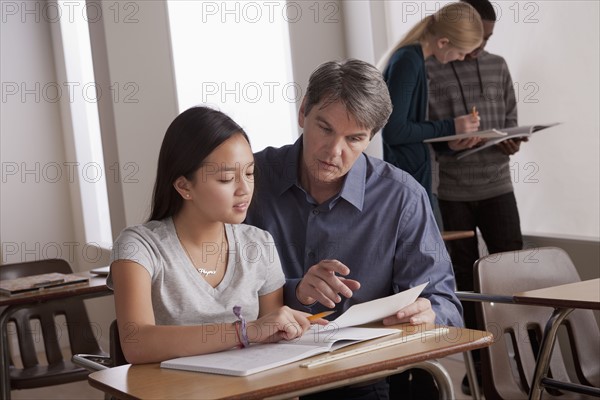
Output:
[
  {"xmin": 338, "ymin": 152, "xmax": 366, "ymax": 211},
  {"xmin": 274, "ymin": 138, "xmax": 301, "ymax": 196},
  {"xmin": 276, "ymin": 136, "xmax": 366, "ymax": 211}
]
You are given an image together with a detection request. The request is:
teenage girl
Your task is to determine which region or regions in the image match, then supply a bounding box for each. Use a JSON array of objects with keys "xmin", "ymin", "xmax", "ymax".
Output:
[{"xmin": 109, "ymin": 107, "xmax": 324, "ymax": 364}]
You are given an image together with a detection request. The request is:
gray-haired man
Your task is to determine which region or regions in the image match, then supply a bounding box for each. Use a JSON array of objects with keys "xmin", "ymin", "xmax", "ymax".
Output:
[{"xmin": 246, "ymin": 59, "xmax": 462, "ymax": 399}]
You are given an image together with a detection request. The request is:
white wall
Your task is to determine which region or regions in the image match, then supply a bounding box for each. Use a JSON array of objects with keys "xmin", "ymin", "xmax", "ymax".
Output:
[
  {"xmin": 1, "ymin": 4, "xmax": 77, "ymax": 265},
  {"xmin": 287, "ymin": 0, "xmax": 346, "ymax": 116},
  {"xmin": 495, "ymin": 1, "xmax": 599, "ymax": 239},
  {"xmin": 380, "ymin": 1, "xmax": 599, "ymax": 240}
]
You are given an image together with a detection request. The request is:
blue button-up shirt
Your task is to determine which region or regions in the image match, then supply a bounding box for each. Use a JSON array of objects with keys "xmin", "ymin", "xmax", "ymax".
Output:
[{"xmin": 246, "ymin": 138, "xmax": 463, "ymax": 327}]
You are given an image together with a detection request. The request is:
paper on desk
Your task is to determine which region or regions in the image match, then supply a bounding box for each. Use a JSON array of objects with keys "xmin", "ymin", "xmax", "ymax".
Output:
[{"xmin": 329, "ymin": 282, "xmax": 429, "ymax": 328}]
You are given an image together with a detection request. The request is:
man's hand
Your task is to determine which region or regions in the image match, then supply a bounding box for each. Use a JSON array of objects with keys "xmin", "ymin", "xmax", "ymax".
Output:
[
  {"xmin": 448, "ymin": 136, "xmax": 481, "ymax": 150},
  {"xmin": 296, "ymin": 260, "xmax": 361, "ymax": 308},
  {"xmin": 496, "ymin": 137, "xmax": 528, "ymax": 155},
  {"xmin": 382, "ymin": 297, "xmax": 436, "ymax": 325}
]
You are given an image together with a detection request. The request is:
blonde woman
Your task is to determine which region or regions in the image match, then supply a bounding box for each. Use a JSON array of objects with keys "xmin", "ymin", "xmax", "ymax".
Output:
[{"xmin": 379, "ymin": 2, "xmax": 484, "ymax": 220}]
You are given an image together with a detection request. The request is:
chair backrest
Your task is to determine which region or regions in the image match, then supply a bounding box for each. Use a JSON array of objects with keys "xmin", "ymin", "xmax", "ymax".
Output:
[
  {"xmin": 0, "ymin": 259, "xmax": 105, "ymax": 389},
  {"xmin": 0, "ymin": 259, "xmax": 72, "ymax": 279},
  {"xmin": 109, "ymin": 319, "xmax": 127, "ymax": 367},
  {"xmin": 474, "ymin": 247, "xmax": 599, "ymax": 400}
]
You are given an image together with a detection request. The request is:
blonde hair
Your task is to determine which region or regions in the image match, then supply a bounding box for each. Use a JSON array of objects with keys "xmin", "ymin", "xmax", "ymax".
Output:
[{"xmin": 377, "ymin": 2, "xmax": 483, "ymax": 70}]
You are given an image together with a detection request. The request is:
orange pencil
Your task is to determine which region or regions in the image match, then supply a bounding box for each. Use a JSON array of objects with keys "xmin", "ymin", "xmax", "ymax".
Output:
[
  {"xmin": 471, "ymin": 106, "xmax": 478, "ymax": 119},
  {"xmin": 307, "ymin": 310, "xmax": 336, "ymax": 322}
]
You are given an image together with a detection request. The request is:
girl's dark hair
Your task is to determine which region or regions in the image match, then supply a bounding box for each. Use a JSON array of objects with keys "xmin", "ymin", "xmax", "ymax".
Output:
[{"xmin": 149, "ymin": 106, "xmax": 248, "ymax": 221}]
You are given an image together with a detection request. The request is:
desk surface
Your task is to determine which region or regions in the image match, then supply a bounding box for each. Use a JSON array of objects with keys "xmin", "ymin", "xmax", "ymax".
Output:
[
  {"xmin": 513, "ymin": 278, "xmax": 600, "ymax": 310},
  {"xmin": 0, "ymin": 272, "xmax": 109, "ymax": 307},
  {"xmin": 89, "ymin": 324, "xmax": 492, "ymax": 400}
]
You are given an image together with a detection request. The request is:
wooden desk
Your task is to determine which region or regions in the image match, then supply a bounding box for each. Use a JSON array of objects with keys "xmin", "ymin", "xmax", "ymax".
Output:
[
  {"xmin": 0, "ymin": 272, "xmax": 111, "ymax": 400},
  {"xmin": 513, "ymin": 278, "xmax": 600, "ymax": 310},
  {"xmin": 514, "ymin": 278, "xmax": 600, "ymax": 400},
  {"xmin": 89, "ymin": 324, "xmax": 493, "ymax": 400},
  {"xmin": 441, "ymin": 230, "xmax": 475, "ymax": 241}
]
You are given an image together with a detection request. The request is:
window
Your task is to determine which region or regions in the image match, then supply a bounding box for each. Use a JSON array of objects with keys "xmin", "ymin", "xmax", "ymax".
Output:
[
  {"xmin": 57, "ymin": 0, "xmax": 112, "ymax": 247},
  {"xmin": 167, "ymin": 0, "xmax": 298, "ymax": 151}
]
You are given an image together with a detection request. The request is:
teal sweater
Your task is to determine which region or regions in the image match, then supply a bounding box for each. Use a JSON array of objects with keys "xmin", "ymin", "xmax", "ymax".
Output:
[{"xmin": 382, "ymin": 44, "xmax": 455, "ymax": 201}]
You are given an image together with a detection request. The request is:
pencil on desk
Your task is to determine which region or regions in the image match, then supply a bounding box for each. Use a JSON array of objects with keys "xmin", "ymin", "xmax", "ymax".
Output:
[{"xmin": 307, "ymin": 310, "xmax": 336, "ymax": 322}]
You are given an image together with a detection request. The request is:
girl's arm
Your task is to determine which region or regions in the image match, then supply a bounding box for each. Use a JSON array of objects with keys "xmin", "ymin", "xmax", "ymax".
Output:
[
  {"xmin": 112, "ymin": 261, "xmax": 312, "ymax": 364},
  {"xmin": 258, "ymin": 287, "xmax": 284, "ymax": 317}
]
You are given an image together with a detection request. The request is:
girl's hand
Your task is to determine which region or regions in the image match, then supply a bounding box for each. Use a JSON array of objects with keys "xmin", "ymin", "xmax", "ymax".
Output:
[{"xmin": 247, "ymin": 306, "xmax": 314, "ymax": 343}]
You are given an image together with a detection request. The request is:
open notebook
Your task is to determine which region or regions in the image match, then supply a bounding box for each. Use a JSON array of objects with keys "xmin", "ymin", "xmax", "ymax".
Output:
[
  {"xmin": 423, "ymin": 122, "xmax": 561, "ymax": 153},
  {"xmin": 160, "ymin": 282, "xmax": 428, "ymax": 376},
  {"xmin": 455, "ymin": 122, "xmax": 561, "ymax": 159},
  {"xmin": 423, "ymin": 129, "xmax": 507, "ymax": 143}
]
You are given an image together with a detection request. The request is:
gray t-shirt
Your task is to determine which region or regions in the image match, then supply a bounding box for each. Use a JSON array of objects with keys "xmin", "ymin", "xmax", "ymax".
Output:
[
  {"xmin": 427, "ymin": 51, "xmax": 518, "ymax": 201},
  {"xmin": 108, "ymin": 218, "xmax": 285, "ymax": 326}
]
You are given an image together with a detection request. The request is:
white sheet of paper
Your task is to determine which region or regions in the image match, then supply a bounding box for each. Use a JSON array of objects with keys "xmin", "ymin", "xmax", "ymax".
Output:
[
  {"xmin": 329, "ymin": 282, "xmax": 429, "ymax": 328},
  {"xmin": 295, "ymin": 326, "xmax": 400, "ymax": 346}
]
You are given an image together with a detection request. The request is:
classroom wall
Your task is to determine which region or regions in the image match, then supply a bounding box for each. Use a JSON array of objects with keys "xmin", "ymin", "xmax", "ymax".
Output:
[
  {"xmin": 1, "ymin": 4, "xmax": 77, "ymax": 266},
  {"xmin": 286, "ymin": 0, "xmax": 346, "ymax": 116},
  {"xmin": 497, "ymin": 1, "xmax": 599, "ymax": 240}
]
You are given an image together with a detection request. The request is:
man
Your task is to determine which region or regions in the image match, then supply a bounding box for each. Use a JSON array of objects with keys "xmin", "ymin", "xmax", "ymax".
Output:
[
  {"xmin": 427, "ymin": 0, "xmax": 525, "ymax": 394},
  {"xmin": 246, "ymin": 59, "xmax": 462, "ymax": 399}
]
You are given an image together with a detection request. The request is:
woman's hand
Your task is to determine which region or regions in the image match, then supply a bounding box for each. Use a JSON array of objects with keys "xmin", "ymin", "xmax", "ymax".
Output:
[
  {"xmin": 450, "ymin": 113, "xmax": 483, "ymax": 150},
  {"xmin": 454, "ymin": 113, "xmax": 480, "ymax": 134}
]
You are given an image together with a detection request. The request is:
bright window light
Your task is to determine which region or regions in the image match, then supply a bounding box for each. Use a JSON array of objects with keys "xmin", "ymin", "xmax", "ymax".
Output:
[
  {"xmin": 57, "ymin": 0, "xmax": 112, "ymax": 247},
  {"xmin": 167, "ymin": 0, "xmax": 298, "ymax": 151}
]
